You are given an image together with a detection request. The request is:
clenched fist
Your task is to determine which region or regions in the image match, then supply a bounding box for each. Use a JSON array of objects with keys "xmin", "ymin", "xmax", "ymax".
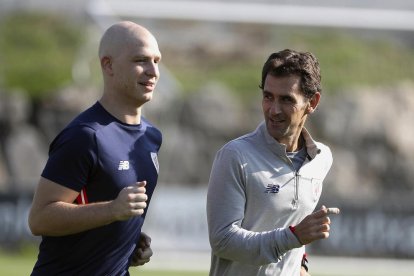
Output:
[
  {"xmin": 110, "ymin": 181, "xmax": 148, "ymax": 221},
  {"xmin": 292, "ymin": 205, "xmax": 340, "ymax": 245}
]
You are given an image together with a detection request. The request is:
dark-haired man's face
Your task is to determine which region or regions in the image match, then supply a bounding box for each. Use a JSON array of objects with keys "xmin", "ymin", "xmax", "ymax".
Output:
[{"xmin": 262, "ymin": 74, "xmax": 311, "ymax": 151}]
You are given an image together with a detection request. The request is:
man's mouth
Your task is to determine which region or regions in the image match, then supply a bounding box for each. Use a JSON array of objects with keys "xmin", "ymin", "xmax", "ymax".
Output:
[
  {"xmin": 269, "ymin": 117, "xmax": 284, "ymax": 124},
  {"xmin": 140, "ymin": 81, "xmax": 156, "ymax": 90}
]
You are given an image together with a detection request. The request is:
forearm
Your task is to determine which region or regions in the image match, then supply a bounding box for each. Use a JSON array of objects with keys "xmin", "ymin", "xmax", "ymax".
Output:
[
  {"xmin": 29, "ymin": 200, "xmax": 116, "ymax": 236},
  {"xmin": 208, "ymin": 149, "xmax": 301, "ymax": 264},
  {"xmin": 209, "ymin": 224, "xmax": 302, "ymax": 265},
  {"xmin": 29, "ymin": 177, "xmax": 147, "ymax": 237}
]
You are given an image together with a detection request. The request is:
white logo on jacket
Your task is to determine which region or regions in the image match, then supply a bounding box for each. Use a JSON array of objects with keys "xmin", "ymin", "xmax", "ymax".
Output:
[
  {"xmin": 118, "ymin": 160, "xmax": 130, "ymax": 170},
  {"xmin": 312, "ymin": 178, "xmax": 322, "ymax": 200}
]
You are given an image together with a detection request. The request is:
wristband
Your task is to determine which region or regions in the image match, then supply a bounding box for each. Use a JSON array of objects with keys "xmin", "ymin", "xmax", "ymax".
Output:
[{"xmin": 289, "ymin": 225, "xmax": 303, "ymax": 245}]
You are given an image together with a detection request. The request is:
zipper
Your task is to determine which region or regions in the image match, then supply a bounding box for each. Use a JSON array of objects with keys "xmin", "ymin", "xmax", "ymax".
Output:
[
  {"xmin": 292, "ymin": 171, "xmax": 299, "ymax": 209},
  {"xmin": 284, "ymin": 155, "xmax": 299, "ymax": 209}
]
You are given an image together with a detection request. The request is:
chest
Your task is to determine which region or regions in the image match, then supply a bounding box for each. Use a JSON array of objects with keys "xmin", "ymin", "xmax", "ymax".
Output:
[
  {"xmin": 88, "ymin": 127, "xmax": 160, "ymax": 201},
  {"xmin": 242, "ymin": 155, "xmax": 324, "ymax": 229}
]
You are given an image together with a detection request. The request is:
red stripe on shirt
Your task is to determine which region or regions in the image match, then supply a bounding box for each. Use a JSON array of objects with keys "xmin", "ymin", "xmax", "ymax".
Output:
[{"xmin": 76, "ymin": 187, "xmax": 89, "ymax": 204}]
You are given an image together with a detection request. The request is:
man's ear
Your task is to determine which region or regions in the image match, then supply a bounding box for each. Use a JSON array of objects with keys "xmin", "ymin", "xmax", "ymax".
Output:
[
  {"xmin": 101, "ymin": 56, "xmax": 113, "ymax": 76},
  {"xmin": 306, "ymin": 92, "xmax": 321, "ymax": 114}
]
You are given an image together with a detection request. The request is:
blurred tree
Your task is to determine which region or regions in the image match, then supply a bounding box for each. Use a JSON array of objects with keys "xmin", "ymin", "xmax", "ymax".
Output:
[
  {"xmin": 0, "ymin": 12, "xmax": 83, "ymax": 129},
  {"xmin": 0, "ymin": 12, "xmax": 83, "ymax": 98}
]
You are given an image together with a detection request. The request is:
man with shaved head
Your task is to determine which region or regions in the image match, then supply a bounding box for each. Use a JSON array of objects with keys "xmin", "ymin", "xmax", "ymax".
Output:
[{"xmin": 29, "ymin": 21, "xmax": 162, "ymax": 275}]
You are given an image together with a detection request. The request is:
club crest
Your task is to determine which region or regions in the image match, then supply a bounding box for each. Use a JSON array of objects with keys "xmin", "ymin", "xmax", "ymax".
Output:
[{"xmin": 151, "ymin": 152, "xmax": 159, "ymax": 174}]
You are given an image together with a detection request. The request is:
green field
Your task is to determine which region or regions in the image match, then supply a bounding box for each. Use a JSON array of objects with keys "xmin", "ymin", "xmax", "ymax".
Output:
[
  {"xmin": 0, "ymin": 250, "xmax": 35, "ymax": 276},
  {"xmin": 131, "ymin": 270, "xmax": 207, "ymax": 276},
  {"xmin": 0, "ymin": 249, "xmax": 342, "ymax": 276},
  {"xmin": 0, "ymin": 249, "xmax": 207, "ymax": 276},
  {"xmin": 2, "ymin": 248, "xmax": 412, "ymax": 276}
]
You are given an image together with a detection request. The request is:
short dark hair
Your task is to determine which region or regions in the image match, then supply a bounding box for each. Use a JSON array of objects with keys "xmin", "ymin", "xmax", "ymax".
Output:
[{"xmin": 259, "ymin": 49, "xmax": 322, "ymax": 99}]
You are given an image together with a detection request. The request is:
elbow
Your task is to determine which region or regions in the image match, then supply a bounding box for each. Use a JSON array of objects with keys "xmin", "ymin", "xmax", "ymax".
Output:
[
  {"xmin": 209, "ymin": 232, "xmax": 234, "ymax": 259},
  {"xmin": 209, "ymin": 231, "xmax": 224, "ymax": 254},
  {"xmin": 209, "ymin": 230, "xmax": 282, "ymax": 266},
  {"xmin": 28, "ymin": 211, "xmax": 43, "ymax": 236},
  {"xmin": 208, "ymin": 224, "xmax": 244, "ymax": 260},
  {"xmin": 28, "ymin": 218, "xmax": 40, "ymax": 236},
  {"xmin": 29, "ymin": 225, "xmax": 40, "ymax": 236},
  {"xmin": 29, "ymin": 228, "xmax": 42, "ymax": 236}
]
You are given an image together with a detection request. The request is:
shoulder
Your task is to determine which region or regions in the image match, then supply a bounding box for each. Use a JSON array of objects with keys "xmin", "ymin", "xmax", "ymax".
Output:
[
  {"xmin": 141, "ymin": 117, "xmax": 162, "ymax": 145},
  {"xmin": 214, "ymin": 130, "xmax": 260, "ymax": 165},
  {"xmin": 302, "ymin": 127, "xmax": 332, "ymax": 164},
  {"xmin": 142, "ymin": 117, "xmax": 162, "ymax": 135},
  {"xmin": 47, "ymin": 126, "xmax": 96, "ymax": 162},
  {"xmin": 54, "ymin": 102, "xmax": 130, "ymax": 144},
  {"xmin": 49, "ymin": 119, "xmax": 100, "ymax": 156},
  {"xmin": 219, "ymin": 134, "xmax": 251, "ymax": 154},
  {"xmin": 220, "ymin": 125, "xmax": 261, "ymax": 153},
  {"xmin": 54, "ymin": 124, "xmax": 97, "ymax": 144},
  {"xmin": 313, "ymin": 141, "xmax": 333, "ymax": 172},
  {"xmin": 315, "ymin": 142, "xmax": 332, "ymax": 159}
]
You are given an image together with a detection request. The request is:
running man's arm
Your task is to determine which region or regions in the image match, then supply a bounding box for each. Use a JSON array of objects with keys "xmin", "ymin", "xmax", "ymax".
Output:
[{"xmin": 28, "ymin": 177, "xmax": 147, "ymax": 236}]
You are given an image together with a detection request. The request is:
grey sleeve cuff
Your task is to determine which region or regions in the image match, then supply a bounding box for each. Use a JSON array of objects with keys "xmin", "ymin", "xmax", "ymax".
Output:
[{"xmin": 273, "ymin": 227, "xmax": 303, "ymax": 258}]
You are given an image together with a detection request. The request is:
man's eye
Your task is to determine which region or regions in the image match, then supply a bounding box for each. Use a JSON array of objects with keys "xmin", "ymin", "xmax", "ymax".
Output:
[{"xmin": 281, "ymin": 97, "xmax": 293, "ymax": 102}]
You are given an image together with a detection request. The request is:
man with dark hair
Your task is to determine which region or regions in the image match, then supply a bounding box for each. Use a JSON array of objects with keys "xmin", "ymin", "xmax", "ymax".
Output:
[
  {"xmin": 29, "ymin": 21, "xmax": 162, "ymax": 275},
  {"xmin": 207, "ymin": 49, "xmax": 340, "ymax": 275}
]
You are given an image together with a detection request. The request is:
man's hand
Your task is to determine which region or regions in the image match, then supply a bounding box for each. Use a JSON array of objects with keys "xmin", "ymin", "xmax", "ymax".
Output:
[
  {"xmin": 293, "ymin": 205, "xmax": 340, "ymax": 245},
  {"xmin": 130, "ymin": 232, "xmax": 153, "ymax": 266},
  {"xmin": 110, "ymin": 181, "xmax": 148, "ymax": 221}
]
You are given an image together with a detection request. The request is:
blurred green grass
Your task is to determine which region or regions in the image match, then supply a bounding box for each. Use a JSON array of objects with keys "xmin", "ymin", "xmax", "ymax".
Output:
[
  {"xmin": 131, "ymin": 270, "xmax": 207, "ymax": 276},
  {"xmin": 4, "ymin": 248, "xmax": 403, "ymax": 276},
  {"xmin": 0, "ymin": 249, "xmax": 35, "ymax": 276},
  {"xmin": 0, "ymin": 248, "xmax": 207, "ymax": 276}
]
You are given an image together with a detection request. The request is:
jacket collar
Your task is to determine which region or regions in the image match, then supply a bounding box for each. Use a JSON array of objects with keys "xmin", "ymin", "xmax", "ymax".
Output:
[{"xmin": 259, "ymin": 121, "xmax": 321, "ymax": 159}]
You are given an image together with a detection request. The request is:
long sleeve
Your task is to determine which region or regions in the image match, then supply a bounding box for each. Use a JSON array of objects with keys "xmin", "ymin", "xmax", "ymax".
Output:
[{"xmin": 206, "ymin": 147, "xmax": 302, "ymax": 265}]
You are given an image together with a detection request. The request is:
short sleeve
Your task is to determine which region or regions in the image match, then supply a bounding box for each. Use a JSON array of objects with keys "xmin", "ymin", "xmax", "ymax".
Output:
[{"xmin": 41, "ymin": 125, "xmax": 98, "ymax": 192}]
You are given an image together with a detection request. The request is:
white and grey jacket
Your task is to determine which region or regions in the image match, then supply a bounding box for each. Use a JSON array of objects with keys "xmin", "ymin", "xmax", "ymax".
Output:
[{"xmin": 207, "ymin": 121, "xmax": 333, "ymax": 276}]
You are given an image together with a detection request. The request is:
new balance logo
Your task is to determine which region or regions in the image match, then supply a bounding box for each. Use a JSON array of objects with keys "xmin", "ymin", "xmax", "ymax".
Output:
[
  {"xmin": 265, "ymin": 184, "xmax": 280, "ymax": 193},
  {"xmin": 118, "ymin": 161, "xmax": 130, "ymax": 170}
]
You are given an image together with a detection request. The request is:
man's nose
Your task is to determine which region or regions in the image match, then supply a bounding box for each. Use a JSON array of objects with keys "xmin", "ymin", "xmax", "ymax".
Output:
[
  {"xmin": 145, "ymin": 62, "xmax": 159, "ymax": 78},
  {"xmin": 269, "ymin": 102, "xmax": 281, "ymax": 115}
]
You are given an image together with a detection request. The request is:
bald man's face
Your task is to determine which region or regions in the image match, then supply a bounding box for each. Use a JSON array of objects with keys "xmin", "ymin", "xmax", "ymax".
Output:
[{"xmin": 101, "ymin": 25, "xmax": 162, "ymax": 106}]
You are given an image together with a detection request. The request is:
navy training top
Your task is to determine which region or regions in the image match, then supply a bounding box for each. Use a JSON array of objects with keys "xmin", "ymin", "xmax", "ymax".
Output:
[{"xmin": 31, "ymin": 102, "xmax": 162, "ymax": 276}]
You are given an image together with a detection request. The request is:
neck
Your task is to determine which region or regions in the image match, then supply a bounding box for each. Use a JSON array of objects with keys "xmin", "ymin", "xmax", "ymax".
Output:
[
  {"xmin": 99, "ymin": 96, "xmax": 142, "ymax": 125},
  {"xmin": 285, "ymin": 133, "xmax": 304, "ymax": 152},
  {"xmin": 294, "ymin": 135, "xmax": 305, "ymax": 152}
]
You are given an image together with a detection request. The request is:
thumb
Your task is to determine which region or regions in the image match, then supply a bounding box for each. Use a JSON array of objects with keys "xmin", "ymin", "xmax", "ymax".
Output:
[{"xmin": 137, "ymin": 181, "xmax": 147, "ymax": 187}]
